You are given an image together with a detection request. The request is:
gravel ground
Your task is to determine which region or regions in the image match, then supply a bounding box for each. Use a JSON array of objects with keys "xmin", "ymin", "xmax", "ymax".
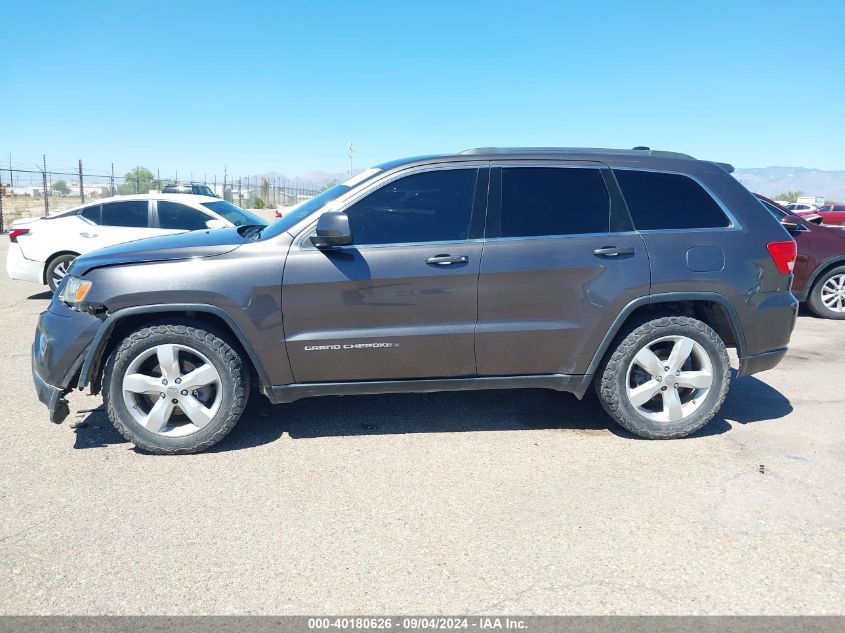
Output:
[{"xmin": 0, "ymin": 238, "xmax": 842, "ymax": 615}]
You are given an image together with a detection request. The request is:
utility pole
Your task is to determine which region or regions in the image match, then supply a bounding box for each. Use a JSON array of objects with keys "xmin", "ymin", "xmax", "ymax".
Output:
[
  {"xmin": 110, "ymin": 163, "xmax": 115, "ymax": 196},
  {"xmin": 136, "ymin": 165, "xmax": 140, "ymax": 194},
  {"xmin": 38, "ymin": 155, "xmax": 49, "ymax": 215},
  {"xmin": 78, "ymin": 159, "xmax": 85, "ymax": 204},
  {"xmin": 348, "ymin": 142, "xmax": 355, "ymax": 177}
]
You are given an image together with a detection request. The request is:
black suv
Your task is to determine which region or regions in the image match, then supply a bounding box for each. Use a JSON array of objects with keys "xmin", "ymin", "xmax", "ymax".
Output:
[
  {"xmin": 32, "ymin": 148, "xmax": 798, "ymax": 453},
  {"xmin": 162, "ymin": 183, "xmax": 218, "ymax": 197}
]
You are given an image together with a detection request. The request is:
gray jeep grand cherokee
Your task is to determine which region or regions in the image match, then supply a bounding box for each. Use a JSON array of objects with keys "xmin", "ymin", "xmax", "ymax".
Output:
[{"xmin": 33, "ymin": 147, "xmax": 798, "ymax": 454}]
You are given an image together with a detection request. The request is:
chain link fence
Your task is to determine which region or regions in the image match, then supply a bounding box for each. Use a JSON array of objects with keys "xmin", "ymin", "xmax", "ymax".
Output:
[{"xmin": 0, "ymin": 156, "xmax": 323, "ymax": 231}]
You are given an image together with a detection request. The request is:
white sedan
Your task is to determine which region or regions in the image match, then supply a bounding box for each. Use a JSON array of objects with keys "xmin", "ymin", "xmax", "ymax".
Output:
[{"xmin": 6, "ymin": 194, "xmax": 266, "ymax": 291}]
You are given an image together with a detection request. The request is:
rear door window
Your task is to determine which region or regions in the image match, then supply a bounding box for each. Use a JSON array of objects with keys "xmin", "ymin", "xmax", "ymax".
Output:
[
  {"xmin": 498, "ymin": 167, "xmax": 610, "ymax": 237},
  {"xmin": 614, "ymin": 170, "xmax": 731, "ymax": 231},
  {"xmin": 100, "ymin": 201, "xmax": 150, "ymax": 227},
  {"xmin": 157, "ymin": 201, "xmax": 211, "ymax": 231}
]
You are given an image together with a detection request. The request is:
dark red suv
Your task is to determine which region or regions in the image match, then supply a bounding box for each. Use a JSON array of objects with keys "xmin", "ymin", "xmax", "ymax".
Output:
[{"xmin": 757, "ymin": 194, "xmax": 845, "ymax": 318}]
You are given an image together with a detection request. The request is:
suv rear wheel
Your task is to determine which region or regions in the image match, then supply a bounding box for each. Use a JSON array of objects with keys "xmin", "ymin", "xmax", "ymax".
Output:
[
  {"xmin": 596, "ymin": 316, "xmax": 730, "ymax": 439},
  {"xmin": 103, "ymin": 322, "xmax": 249, "ymax": 454},
  {"xmin": 807, "ymin": 265, "xmax": 845, "ymax": 320}
]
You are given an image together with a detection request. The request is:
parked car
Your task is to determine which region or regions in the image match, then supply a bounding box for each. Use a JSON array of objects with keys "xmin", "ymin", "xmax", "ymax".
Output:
[
  {"xmin": 33, "ymin": 147, "xmax": 798, "ymax": 454},
  {"xmin": 756, "ymin": 194, "xmax": 845, "ymax": 318},
  {"xmin": 812, "ymin": 203, "xmax": 845, "ymax": 226},
  {"xmin": 161, "ymin": 183, "xmax": 218, "ymax": 197},
  {"xmin": 784, "ymin": 202, "xmax": 819, "ymax": 214},
  {"xmin": 6, "ymin": 194, "xmax": 265, "ymax": 291}
]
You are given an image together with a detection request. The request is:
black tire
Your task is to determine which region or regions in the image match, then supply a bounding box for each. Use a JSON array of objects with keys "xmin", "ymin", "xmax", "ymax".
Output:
[
  {"xmin": 46, "ymin": 253, "xmax": 77, "ymax": 292},
  {"xmin": 102, "ymin": 322, "xmax": 250, "ymax": 454},
  {"xmin": 595, "ymin": 316, "xmax": 730, "ymax": 439},
  {"xmin": 807, "ymin": 265, "xmax": 845, "ymax": 320}
]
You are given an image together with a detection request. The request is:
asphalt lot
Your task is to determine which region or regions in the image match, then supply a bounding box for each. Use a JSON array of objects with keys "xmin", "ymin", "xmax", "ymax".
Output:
[{"xmin": 0, "ymin": 238, "xmax": 842, "ymax": 615}]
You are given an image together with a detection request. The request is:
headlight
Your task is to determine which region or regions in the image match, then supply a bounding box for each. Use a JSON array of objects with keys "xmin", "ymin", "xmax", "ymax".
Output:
[{"xmin": 58, "ymin": 276, "xmax": 93, "ymax": 307}]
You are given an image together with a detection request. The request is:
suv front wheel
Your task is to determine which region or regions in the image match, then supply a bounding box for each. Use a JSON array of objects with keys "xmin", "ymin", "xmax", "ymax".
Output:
[
  {"xmin": 596, "ymin": 316, "xmax": 730, "ymax": 439},
  {"xmin": 103, "ymin": 322, "xmax": 250, "ymax": 454}
]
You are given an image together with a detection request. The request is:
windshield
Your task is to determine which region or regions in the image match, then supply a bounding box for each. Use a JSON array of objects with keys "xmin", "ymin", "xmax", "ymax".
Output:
[
  {"xmin": 261, "ymin": 167, "xmax": 383, "ymax": 238},
  {"xmin": 201, "ymin": 200, "xmax": 267, "ymax": 226}
]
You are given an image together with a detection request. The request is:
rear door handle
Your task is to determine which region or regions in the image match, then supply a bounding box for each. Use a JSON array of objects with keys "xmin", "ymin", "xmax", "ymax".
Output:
[
  {"xmin": 593, "ymin": 246, "xmax": 634, "ymax": 257},
  {"xmin": 79, "ymin": 231, "xmax": 98, "ymax": 238},
  {"xmin": 425, "ymin": 254, "xmax": 469, "ymax": 266}
]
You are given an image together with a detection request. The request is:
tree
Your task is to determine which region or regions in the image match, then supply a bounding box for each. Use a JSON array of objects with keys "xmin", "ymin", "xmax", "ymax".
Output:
[
  {"xmin": 319, "ymin": 179, "xmax": 337, "ymax": 193},
  {"xmin": 773, "ymin": 190, "xmax": 804, "ymax": 203},
  {"xmin": 254, "ymin": 197, "xmax": 266, "ymax": 209},
  {"xmin": 53, "ymin": 180, "xmax": 70, "ymax": 195},
  {"xmin": 118, "ymin": 167, "xmax": 156, "ymax": 194}
]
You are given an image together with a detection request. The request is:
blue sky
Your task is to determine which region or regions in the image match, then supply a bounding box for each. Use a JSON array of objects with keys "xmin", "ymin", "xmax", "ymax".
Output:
[{"xmin": 2, "ymin": 0, "xmax": 844, "ymax": 179}]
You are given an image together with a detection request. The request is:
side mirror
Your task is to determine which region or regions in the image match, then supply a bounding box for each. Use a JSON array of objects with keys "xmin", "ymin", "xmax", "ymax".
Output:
[
  {"xmin": 205, "ymin": 219, "xmax": 226, "ymax": 230},
  {"xmin": 311, "ymin": 211, "xmax": 352, "ymax": 248},
  {"xmin": 780, "ymin": 219, "xmax": 805, "ymax": 234}
]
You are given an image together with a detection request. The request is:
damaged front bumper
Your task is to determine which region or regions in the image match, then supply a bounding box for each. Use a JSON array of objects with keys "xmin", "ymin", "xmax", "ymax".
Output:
[{"xmin": 31, "ymin": 298, "xmax": 101, "ymax": 424}]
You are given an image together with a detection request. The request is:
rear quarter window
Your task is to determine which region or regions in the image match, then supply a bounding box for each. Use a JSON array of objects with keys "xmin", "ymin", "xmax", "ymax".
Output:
[{"xmin": 614, "ymin": 170, "xmax": 731, "ymax": 231}]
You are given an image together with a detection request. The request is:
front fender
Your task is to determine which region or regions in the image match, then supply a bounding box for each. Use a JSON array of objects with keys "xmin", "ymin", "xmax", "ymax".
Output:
[{"xmin": 77, "ymin": 303, "xmax": 274, "ymax": 392}]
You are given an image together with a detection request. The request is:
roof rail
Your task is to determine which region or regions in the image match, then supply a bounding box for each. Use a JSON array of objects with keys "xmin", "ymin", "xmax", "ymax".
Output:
[
  {"xmin": 460, "ymin": 146, "xmax": 696, "ymax": 160},
  {"xmin": 458, "ymin": 146, "xmax": 736, "ymax": 172}
]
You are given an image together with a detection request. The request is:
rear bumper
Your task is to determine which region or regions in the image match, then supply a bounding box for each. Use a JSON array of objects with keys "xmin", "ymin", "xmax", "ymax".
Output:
[
  {"xmin": 735, "ymin": 291, "xmax": 797, "ymax": 377},
  {"xmin": 740, "ymin": 291, "xmax": 798, "ymax": 355},
  {"xmin": 737, "ymin": 347, "xmax": 788, "ymax": 377},
  {"xmin": 6, "ymin": 243, "xmax": 44, "ymax": 284}
]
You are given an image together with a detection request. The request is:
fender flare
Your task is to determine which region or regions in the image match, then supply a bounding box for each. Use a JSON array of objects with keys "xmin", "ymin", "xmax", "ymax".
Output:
[
  {"xmin": 77, "ymin": 303, "xmax": 271, "ymax": 390},
  {"xmin": 584, "ymin": 291, "xmax": 747, "ymax": 375}
]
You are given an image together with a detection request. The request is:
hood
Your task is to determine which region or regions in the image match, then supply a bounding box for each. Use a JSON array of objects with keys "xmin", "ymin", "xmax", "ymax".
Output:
[{"xmin": 71, "ymin": 227, "xmax": 251, "ymax": 275}]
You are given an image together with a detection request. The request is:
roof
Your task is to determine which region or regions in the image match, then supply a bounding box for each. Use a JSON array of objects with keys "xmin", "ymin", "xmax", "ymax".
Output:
[
  {"xmin": 375, "ymin": 147, "xmax": 734, "ymax": 174},
  {"xmin": 80, "ymin": 193, "xmax": 221, "ymax": 204},
  {"xmin": 40, "ymin": 192, "xmax": 222, "ymax": 217}
]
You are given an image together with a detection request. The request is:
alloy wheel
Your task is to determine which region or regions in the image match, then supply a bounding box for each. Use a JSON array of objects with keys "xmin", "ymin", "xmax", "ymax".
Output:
[
  {"xmin": 52, "ymin": 260, "xmax": 70, "ymax": 287},
  {"xmin": 122, "ymin": 343, "xmax": 222, "ymax": 437},
  {"xmin": 820, "ymin": 273, "xmax": 845, "ymax": 313},
  {"xmin": 625, "ymin": 335, "xmax": 714, "ymax": 423}
]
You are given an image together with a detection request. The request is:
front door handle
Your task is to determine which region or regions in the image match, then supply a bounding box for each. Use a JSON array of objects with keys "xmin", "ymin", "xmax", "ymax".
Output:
[
  {"xmin": 79, "ymin": 232, "xmax": 98, "ymax": 238},
  {"xmin": 593, "ymin": 246, "xmax": 634, "ymax": 257},
  {"xmin": 426, "ymin": 254, "xmax": 469, "ymax": 266}
]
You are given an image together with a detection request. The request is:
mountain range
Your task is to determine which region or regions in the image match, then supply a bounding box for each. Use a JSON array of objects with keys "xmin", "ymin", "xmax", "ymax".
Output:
[
  {"xmin": 733, "ymin": 167, "xmax": 845, "ymax": 201},
  {"xmin": 256, "ymin": 166, "xmax": 845, "ymax": 202}
]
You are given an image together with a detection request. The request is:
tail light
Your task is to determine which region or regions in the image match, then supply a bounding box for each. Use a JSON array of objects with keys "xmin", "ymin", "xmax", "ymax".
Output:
[
  {"xmin": 767, "ymin": 240, "xmax": 797, "ymax": 275},
  {"xmin": 9, "ymin": 228, "xmax": 30, "ymax": 243}
]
